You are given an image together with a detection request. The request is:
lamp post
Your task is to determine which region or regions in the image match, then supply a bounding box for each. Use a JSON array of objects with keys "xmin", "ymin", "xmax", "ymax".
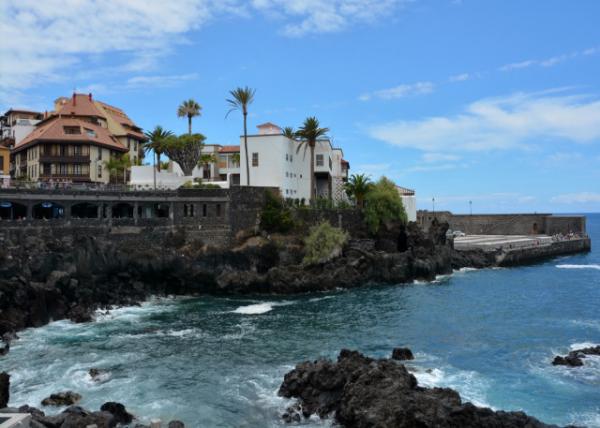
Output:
[
  {"xmin": 432, "ymin": 197, "xmax": 435, "ymax": 217},
  {"xmin": 469, "ymin": 200, "xmax": 472, "ymax": 216}
]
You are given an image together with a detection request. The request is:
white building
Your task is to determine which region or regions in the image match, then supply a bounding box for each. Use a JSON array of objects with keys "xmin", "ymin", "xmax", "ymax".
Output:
[
  {"xmin": 133, "ymin": 122, "xmax": 351, "ymax": 201},
  {"xmin": 0, "ymin": 109, "xmax": 43, "ymax": 146},
  {"xmin": 397, "ymin": 186, "xmax": 417, "ymax": 222},
  {"xmin": 239, "ymin": 122, "xmax": 349, "ymax": 202}
]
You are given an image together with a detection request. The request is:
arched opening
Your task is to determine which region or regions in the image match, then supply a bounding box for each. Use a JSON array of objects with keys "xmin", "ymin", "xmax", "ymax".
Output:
[
  {"xmin": 112, "ymin": 203, "xmax": 134, "ymax": 218},
  {"xmin": 154, "ymin": 203, "xmax": 170, "ymax": 218},
  {"xmin": 0, "ymin": 201, "xmax": 27, "ymax": 220},
  {"xmin": 532, "ymin": 222, "xmax": 539, "ymax": 234},
  {"xmin": 33, "ymin": 202, "xmax": 64, "ymax": 220},
  {"xmin": 71, "ymin": 202, "xmax": 99, "ymax": 219}
]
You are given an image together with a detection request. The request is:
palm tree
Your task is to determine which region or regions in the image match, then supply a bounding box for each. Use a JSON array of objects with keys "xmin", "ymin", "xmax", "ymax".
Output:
[
  {"xmin": 345, "ymin": 173, "xmax": 372, "ymax": 209},
  {"xmin": 200, "ymin": 153, "xmax": 217, "ymax": 180},
  {"xmin": 177, "ymin": 99, "xmax": 202, "ymax": 135},
  {"xmin": 104, "ymin": 154, "xmax": 131, "ymax": 185},
  {"xmin": 296, "ymin": 117, "xmax": 330, "ymax": 203},
  {"xmin": 231, "ymin": 152, "xmax": 240, "ymax": 167},
  {"xmin": 226, "ymin": 86, "xmax": 255, "ymax": 186},
  {"xmin": 143, "ymin": 126, "xmax": 173, "ymax": 172},
  {"xmin": 282, "ymin": 126, "xmax": 296, "ymax": 140}
]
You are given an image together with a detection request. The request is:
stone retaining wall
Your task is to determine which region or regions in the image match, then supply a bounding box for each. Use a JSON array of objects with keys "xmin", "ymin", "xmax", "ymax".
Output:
[{"xmin": 497, "ymin": 238, "xmax": 592, "ymax": 266}]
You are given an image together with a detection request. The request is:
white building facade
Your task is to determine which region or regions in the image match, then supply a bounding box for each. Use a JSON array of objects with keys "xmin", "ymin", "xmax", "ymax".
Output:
[{"xmin": 239, "ymin": 123, "xmax": 349, "ymax": 202}]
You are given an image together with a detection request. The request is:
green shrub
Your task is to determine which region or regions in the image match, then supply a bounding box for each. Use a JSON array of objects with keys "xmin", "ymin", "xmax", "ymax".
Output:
[
  {"xmin": 363, "ymin": 176, "xmax": 407, "ymax": 234},
  {"xmin": 260, "ymin": 190, "xmax": 295, "ymax": 233},
  {"xmin": 303, "ymin": 221, "xmax": 349, "ymax": 265}
]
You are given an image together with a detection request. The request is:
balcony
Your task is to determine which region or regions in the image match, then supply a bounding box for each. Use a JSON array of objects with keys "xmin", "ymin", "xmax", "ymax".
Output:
[
  {"xmin": 39, "ymin": 154, "xmax": 91, "ymax": 163},
  {"xmin": 40, "ymin": 173, "xmax": 90, "ymax": 182}
]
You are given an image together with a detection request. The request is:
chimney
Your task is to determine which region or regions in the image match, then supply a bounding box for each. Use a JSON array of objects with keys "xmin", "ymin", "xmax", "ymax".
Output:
[
  {"xmin": 89, "ymin": 93, "xmax": 92, "ymax": 101},
  {"xmin": 72, "ymin": 93, "xmax": 76, "ymax": 106}
]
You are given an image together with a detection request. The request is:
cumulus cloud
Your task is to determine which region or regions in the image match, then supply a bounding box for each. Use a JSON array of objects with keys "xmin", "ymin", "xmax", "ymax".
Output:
[
  {"xmin": 359, "ymin": 81, "xmax": 434, "ymax": 101},
  {"xmin": 368, "ymin": 90, "xmax": 600, "ymax": 152}
]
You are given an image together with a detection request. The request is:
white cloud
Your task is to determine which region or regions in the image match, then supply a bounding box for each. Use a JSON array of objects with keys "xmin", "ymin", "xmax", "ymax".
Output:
[
  {"xmin": 355, "ymin": 163, "xmax": 392, "ymax": 176},
  {"xmin": 252, "ymin": 0, "xmax": 404, "ymax": 37},
  {"xmin": 551, "ymin": 192, "xmax": 600, "ymax": 204},
  {"xmin": 369, "ymin": 90, "xmax": 600, "ymax": 152},
  {"xmin": 0, "ymin": 0, "xmax": 405, "ymax": 106},
  {"xmin": 0, "ymin": 0, "xmax": 213, "ymax": 93},
  {"xmin": 500, "ymin": 46, "xmax": 599, "ymax": 72},
  {"xmin": 125, "ymin": 73, "xmax": 199, "ymax": 88},
  {"xmin": 422, "ymin": 153, "xmax": 461, "ymax": 163},
  {"xmin": 449, "ymin": 73, "xmax": 471, "ymax": 82},
  {"xmin": 359, "ymin": 81, "xmax": 434, "ymax": 101}
]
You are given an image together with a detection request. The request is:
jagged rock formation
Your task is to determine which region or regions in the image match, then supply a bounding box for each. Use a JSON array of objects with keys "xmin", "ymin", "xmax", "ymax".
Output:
[
  {"xmin": 279, "ymin": 349, "xmax": 568, "ymax": 428},
  {"xmin": 0, "ymin": 220, "xmax": 493, "ymax": 337},
  {"xmin": 553, "ymin": 345, "xmax": 600, "ymax": 367}
]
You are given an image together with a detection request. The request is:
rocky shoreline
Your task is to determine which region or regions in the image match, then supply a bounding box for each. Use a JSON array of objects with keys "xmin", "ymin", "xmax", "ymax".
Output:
[
  {"xmin": 0, "ymin": 220, "xmax": 494, "ymax": 338},
  {"xmin": 278, "ymin": 349, "xmax": 576, "ymax": 428}
]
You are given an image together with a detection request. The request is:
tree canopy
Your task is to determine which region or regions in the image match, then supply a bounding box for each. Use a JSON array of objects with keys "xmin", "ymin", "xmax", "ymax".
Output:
[
  {"xmin": 163, "ymin": 133, "xmax": 206, "ymax": 176},
  {"xmin": 363, "ymin": 176, "xmax": 407, "ymax": 234}
]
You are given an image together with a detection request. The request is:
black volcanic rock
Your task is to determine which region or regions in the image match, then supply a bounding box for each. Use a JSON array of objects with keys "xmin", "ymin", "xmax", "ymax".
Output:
[
  {"xmin": 391, "ymin": 347, "xmax": 414, "ymax": 360},
  {"xmin": 0, "ymin": 372, "xmax": 9, "ymax": 408},
  {"xmin": 41, "ymin": 391, "xmax": 81, "ymax": 406},
  {"xmin": 0, "ymin": 220, "xmax": 494, "ymax": 336},
  {"xmin": 100, "ymin": 402, "xmax": 133, "ymax": 424},
  {"xmin": 553, "ymin": 345, "xmax": 600, "ymax": 367},
  {"xmin": 279, "ymin": 349, "xmax": 563, "ymax": 428}
]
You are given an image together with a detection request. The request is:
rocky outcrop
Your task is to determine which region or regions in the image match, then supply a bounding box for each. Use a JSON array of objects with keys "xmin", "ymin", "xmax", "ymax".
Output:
[
  {"xmin": 391, "ymin": 347, "xmax": 414, "ymax": 361},
  {"xmin": 0, "ymin": 220, "xmax": 492, "ymax": 338},
  {"xmin": 553, "ymin": 345, "xmax": 600, "ymax": 367},
  {"xmin": 3, "ymin": 402, "xmax": 135, "ymax": 428},
  {"xmin": 100, "ymin": 402, "xmax": 133, "ymax": 425},
  {"xmin": 0, "ymin": 372, "xmax": 8, "ymax": 408},
  {"xmin": 41, "ymin": 392, "xmax": 81, "ymax": 407},
  {"xmin": 279, "ymin": 349, "xmax": 564, "ymax": 428}
]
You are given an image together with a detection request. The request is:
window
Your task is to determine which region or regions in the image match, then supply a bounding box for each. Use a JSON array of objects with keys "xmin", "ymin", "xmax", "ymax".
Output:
[
  {"xmin": 285, "ymin": 154, "xmax": 289, "ymax": 161},
  {"xmin": 73, "ymin": 164, "xmax": 82, "ymax": 175},
  {"xmin": 98, "ymin": 165, "xmax": 102, "ymax": 178},
  {"xmin": 64, "ymin": 126, "xmax": 81, "ymax": 135},
  {"xmin": 84, "ymin": 128, "xmax": 96, "ymax": 138},
  {"xmin": 252, "ymin": 152, "xmax": 259, "ymax": 167},
  {"xmin": 285, "ymin": 172, "xmax": 288, "ymax": 177},
  {"xmin": 290, "ymin": 154, "xmax": 293, "ymax": 162},
  {"xmin": 202, "ymin": 204, "xmax": 207, "ymax": 217},
  {"xmin": 98, "ymin": 148, "xmax": 103, "ymax": 161},
  {"xmin": 216, "ymin": 204, "xmax": 222, "ymax": 217},
  {"xmin": 190, "ymin": 204, "xmax": 194, "ymax": 217},
  {"xmin": 329, "ymin": 157, "xmax": 332, "ymax": 170},
  {"xmin": 316, "ymin": 154, "xmax": 324, "ymax": 166}
]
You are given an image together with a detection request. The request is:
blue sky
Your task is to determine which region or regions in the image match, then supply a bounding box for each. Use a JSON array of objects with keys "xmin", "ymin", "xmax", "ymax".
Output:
[{"xmin": 1, "ymin": 0, "xmax": 599, "ymax": 213}]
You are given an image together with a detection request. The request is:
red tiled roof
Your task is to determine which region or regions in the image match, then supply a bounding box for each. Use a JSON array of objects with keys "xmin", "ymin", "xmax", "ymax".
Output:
[
  {"xmin": 218, "ymin": 145, "xmax": 240, "ymax": 153},
  {"xmin": 341, "ymin": 159, "xmax": 350, "ymax": 166},
  {"xmin": 55, "ymin": 94, "xmax": 106, "ymax": 118},
  {"xmin": 95, "ymin": 101, "xmax": 146, "ymax": 140},
  {"xmin": 14, "ymin": 117, "xmax": 127, "ymax": 153},
  {"xmin": 396, "ymin": 186, "xmax": 415, "ymax": 196}
]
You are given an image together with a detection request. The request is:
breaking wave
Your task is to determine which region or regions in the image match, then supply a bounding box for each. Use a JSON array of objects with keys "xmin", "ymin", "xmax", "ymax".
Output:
[{"xmin": 556, "ymin": 264, "xmax": 600, "ymax": 270}]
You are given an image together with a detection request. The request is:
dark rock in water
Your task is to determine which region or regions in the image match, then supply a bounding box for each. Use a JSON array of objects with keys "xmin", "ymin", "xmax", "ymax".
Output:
[
  {"xmin": 279, "ymin": 349, "xmax": 562, "ymax": 427},
  {"xmin": 0, "ymin": 341, "xmax": 9, "ymax": 356},
  {"xmin": 18, "ymin": 405, "xmax": 45, "ymax": 419},
  {"xmin": 391, "ymin": 347, "xmax": 414, "ymax": 361},
  {"xmin": 89, "ymin": 368, "xmax": 110, "ymax": 383},
  {"xmin": 167, "ymin": 420, "xmax": 185, "ymax": 428},
  {"xmin": 41, "ymin": 391, "xmax": 82, "ymax": 406},
  {"xmin": 552, "ymin": 355, "xmax": 583, "ymax": 367},
  {"xmin": 552, "ymin": 345, "xmax": 600, "ymax": 367},
  {"xmin": 0, "ymin": 372, "xmax": 9, "ymax": 408},
  {"xmin": 100, "ymin": 402, "xmax": 133, "ymax": 424},
  {"xmin": 61, "ymin": 410, "xmax": 115, "ymax": 428}
]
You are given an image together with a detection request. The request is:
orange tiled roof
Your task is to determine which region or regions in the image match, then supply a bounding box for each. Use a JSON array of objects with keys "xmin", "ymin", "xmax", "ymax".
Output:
[
  {"xmin": 218, "ymin": 145, "xmax": 240, "ymax": 153},
  {"xmin": 95, "ymin": 101, "xmax": 146, "ymax": 140},
  {"xmin": 55, "ymin": 94, "xmax": 106, "ymax": 118},
  {"xmin": 14, "ymin": 116, "xmax": 127, "ymax": 153}
]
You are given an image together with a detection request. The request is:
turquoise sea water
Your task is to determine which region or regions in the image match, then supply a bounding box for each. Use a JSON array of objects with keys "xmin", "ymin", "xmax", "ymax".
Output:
[{"xmin": 2, "ymin": 214, "xmax": 599, "ymax": 427}]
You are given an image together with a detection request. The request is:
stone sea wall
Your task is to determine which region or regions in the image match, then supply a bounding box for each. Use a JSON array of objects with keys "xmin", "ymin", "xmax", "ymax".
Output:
[
  {"xmin": 497, "ymin": 238, "xmax": 592, "ymax": 266},
  {"xmin": 418, "ymin": 211, "xmax": 586, "ymax": 236}
]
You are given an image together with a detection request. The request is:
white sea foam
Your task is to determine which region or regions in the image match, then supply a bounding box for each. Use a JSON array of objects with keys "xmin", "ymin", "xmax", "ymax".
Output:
[
  {"xmin": 569, "ymin": 410, "xmax": 600, "ymax": 428},
  {"xmin": 556, "ymin": 264, "xmax": 600, "ymax": 270},
  {"xmin": 231, "ymin": 301, "xmax": 294, "ymax": 315},
  {"xmin": 570, "ymin": 342, "xmax": 599, "ymax": 351},
  {"xmin": 232, "ymin": 302, "xmax": 275, "ymax": 314}
]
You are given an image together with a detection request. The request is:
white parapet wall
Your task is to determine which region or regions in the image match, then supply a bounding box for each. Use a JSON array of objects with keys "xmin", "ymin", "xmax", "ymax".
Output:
[
  {"xmin": 0, "ymin": 413, "xmax": 31, "ymax": 428},
  {"xmin": 130, "ymin": 165, "xmax": 229, "ymax": 190}
]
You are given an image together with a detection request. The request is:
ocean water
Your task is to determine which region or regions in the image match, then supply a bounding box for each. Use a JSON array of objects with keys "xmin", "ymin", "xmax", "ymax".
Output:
[{"xmin": 2, "ymin": 214, "xmax": 599, "ymax": 427}]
